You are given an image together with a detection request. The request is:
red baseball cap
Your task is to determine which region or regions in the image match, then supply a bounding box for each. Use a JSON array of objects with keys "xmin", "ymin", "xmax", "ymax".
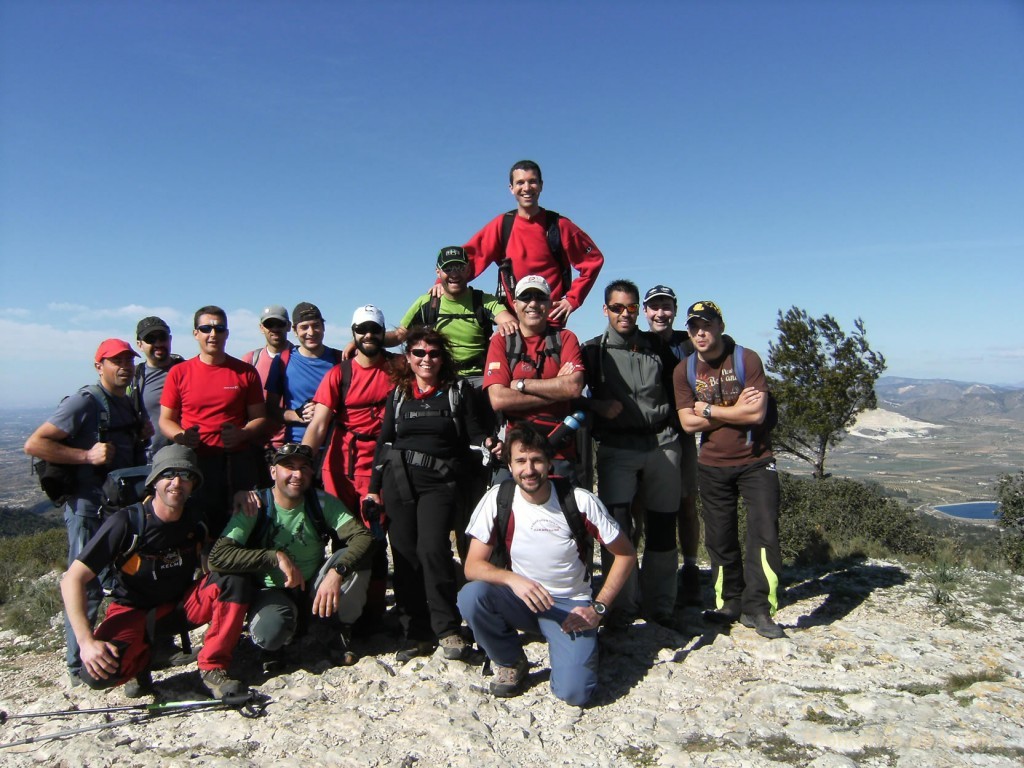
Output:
[{"xmin": 95, "ymin": 338, "xmax": 139, "ymax": 363}]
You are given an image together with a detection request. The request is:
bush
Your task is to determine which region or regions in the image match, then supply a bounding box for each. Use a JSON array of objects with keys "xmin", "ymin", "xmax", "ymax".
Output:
[
  {"xmin": 778, "ymin": 472, "xmax": 935, "ymax": 565},
  {"xmin": 996, "ymin": 471, "xmax": 1024, "ymax": 573},
  {"xmin": 0, "ymin": 527, "xmax": 66, "ymax": 640}
]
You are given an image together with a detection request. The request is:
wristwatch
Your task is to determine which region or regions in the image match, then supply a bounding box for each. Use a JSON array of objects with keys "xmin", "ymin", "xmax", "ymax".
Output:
[
  {"xmin": 703, "ymin": 404, "xmax": 713, "ymax": 419},
  {"xmin": 515, "ymin": 379, "xmax": 526, "ymax": 393},
  {"xmin": 334, "ymin": 563, "xmax": 347, "ymax": 577},
  {"xmin": 591, "ymin": 601, "xmax": 607, "ymax": 616}
]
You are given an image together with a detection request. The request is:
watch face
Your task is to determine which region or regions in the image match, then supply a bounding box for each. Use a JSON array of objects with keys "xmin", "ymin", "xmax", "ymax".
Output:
[{"xmin": 592, "ymin": 601, "xmax": 607, "ymax": 615}]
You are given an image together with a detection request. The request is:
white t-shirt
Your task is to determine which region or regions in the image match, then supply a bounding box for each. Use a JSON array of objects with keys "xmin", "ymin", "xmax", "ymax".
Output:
[{"xmin": 465, "ymin": 483, "xmax": 622, "ymax": 602}]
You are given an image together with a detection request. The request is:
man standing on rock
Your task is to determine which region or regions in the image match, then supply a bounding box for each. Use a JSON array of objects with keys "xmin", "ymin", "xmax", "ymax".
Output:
[
  {"xmin": 642, "ymin": 285, "xmax": 702, "ymax": 608},
  {"xmin": 673, "ymin": 300, "xmax": 785, "ymax": 639},
  {"xmin": 458, "ymin": 426, "xmax": 636, "ymax": 705}
]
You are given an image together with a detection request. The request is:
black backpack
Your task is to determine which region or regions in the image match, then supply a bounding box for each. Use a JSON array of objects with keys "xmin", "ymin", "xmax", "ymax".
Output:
[
  {"xmin": 247, "ymin": 487, "xmax": 342, "ymax": 551},
  {"xmin": 495, "ymin": 209, "xmax": 567, "ymax": 305},
  {"xmin": 129, "ymin": 356, "xmax": 184, "ymax": 416},
  {"xmin": 488, "ymin": 478, "xmax": 592, "ymax": 581}
]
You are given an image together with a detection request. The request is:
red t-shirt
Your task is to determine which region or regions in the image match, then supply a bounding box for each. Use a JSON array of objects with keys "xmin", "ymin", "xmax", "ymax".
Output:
[
  {"xmin": 483, "ymin": 329, "xmax": 583, "ymax": 457},
  {"xmin": 161, "ymin": 356, "xmax": 264, "ymax": 453},
  {"xmin": 673, "ymin": 345, "xmax": 774, "ymax": 467},
  {"xmin": 313, "ymin": 359, "xmax": 394, "ymax": 482},
  {"xmin": 463, "ymin": 209, "xmax": 603, "ymax": 310}
]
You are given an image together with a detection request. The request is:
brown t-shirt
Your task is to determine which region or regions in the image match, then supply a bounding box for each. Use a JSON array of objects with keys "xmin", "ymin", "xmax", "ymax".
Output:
[{"xmin": 673, "ymin": 341, "xmax": 774, "ymax": 467}]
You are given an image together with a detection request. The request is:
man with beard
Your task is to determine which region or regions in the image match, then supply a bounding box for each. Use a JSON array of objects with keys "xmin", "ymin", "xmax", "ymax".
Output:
[
  {"xmin": 303, "ymin": 305, "xmax": 396, "ymax": 626},
  {"xmin": 132, "ymin": 316, "xmax": 184, "ymax": 460},
  {"xmin": 159, "ymin": 306, "xmax": 268, "ymax": 536},
  {"xmin": 458, "ymin": 426, "xmax": 635, "ymax": 705},
  {"xmin": 389, "ymin": 246, "xmax": 517, "ymax": 384}
]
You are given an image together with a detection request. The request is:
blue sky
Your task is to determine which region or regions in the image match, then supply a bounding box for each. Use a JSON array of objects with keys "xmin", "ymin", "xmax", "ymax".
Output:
[{"xmin": 1, "ymin": 0, "xmax": 1022, "ymax": 408}]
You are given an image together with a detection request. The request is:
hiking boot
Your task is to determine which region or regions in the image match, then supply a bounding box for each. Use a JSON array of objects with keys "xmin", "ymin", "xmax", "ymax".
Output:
[
  {"xmin": 676, "ymin": 563, "xmax": 703, "ymax": 607},
  {"xmin": 395, "ymin": 639, "xmax": 436, "ymax": 664},
  {"xmin": 68, "ymin": 670, "xmax": 84, "ymax": 688},
  {"xmin": 333, "ymin": 624, "xmax": 358, "ymax": 667},
  {"xmin": 200, "ymin": 668, "xmax": 244, "ymax": 699},
  {"xmin": 740, "ymin": 613, "xmax": 787, "ymax": 639},
  {"xmin": 261, "ymin": 648, "xmax": 286, "ymax": 674},
  {"xmin": 489, "ymin": 655, "xmax": 529, "ymax": 698},
  {"xmin": 439, "ymin": 633, "xmax": 469, "ymax": 661},
  {"xmin": 703, "ymin": 599, "xmax": 742, "ymax": 624},
  {"xmin": 150, "ymin": 637, "xmax": 195, "ymax": 670},
  {"xmin": 124, "ymin": 670, "xmax": 154, "ymax": 698},
  {"xmin": 647, "ymin": 613, "xmax": 689, "ymax": 634}
]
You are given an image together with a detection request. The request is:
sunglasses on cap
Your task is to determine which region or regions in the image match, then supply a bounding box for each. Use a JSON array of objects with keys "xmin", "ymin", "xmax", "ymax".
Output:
[
  {"xmin": 142, "ymin": 331, "xmax": 169, "ymax": 344},
  {"xmin": 159, "ymin": 468, "xmax": 198, "ymax": 483},
  {"xmin": 353, "ymin": 322, "xmax": 383, "ymax": 335},
  {"xmin": 607, "ymin": 303, "xmax": 640, "ymax": 315},
  {"xmin": 196, "ymin": 323, "xmax": 228, "ymax": 333},
  {"xmin": 274, "ymin": 443, "xmax": 314, "ymax": 463},
  {"xmin": 410, "ymin": 348, "xmax": 442, "ymax": 359}
]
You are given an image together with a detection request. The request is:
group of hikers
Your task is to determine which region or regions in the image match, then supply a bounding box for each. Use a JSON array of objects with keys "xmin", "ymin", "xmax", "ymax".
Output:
[{"xmin": 25, "ymin": 160, "xmax": 784, "ymax": 708}]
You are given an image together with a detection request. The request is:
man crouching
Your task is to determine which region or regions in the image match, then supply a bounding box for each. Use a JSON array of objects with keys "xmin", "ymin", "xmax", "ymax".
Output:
[
  {"xmin": 61, "ymin": 444, "xmax": 250, "ymax": 699},
  {"xmin": 208, "ymin": 443, "xmax": 373, "ymax": 671},
  {"xmin": 458, "ymin": 426, "xmax": 636, "ymax": 706}
]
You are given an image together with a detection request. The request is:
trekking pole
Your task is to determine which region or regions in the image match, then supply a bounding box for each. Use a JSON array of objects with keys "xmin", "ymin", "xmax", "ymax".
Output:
[{"xmin": 0, "ymin": 692, "xmax": 267, "ymax": 750}]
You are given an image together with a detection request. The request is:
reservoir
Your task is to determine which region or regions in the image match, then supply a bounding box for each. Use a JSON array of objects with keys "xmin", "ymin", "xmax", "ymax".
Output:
[{"xmin": 934, "ymin": 501, "xmax": 1000, "ymax": 521}]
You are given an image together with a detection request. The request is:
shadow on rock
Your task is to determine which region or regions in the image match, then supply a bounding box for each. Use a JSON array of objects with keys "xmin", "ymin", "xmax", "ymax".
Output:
[{"xmin": 781, "ymin": 557, "xmax": 909, "ymax": 628}]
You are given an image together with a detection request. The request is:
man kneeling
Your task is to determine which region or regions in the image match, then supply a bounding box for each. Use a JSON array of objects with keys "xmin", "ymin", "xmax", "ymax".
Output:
[
  {"xmin": 458, "ymin": 427, "xmax": 636, "ymax": 706},
  {"xmin": 60, "ymin": 445, "xmax": 250, "ymax": 699},
  {"xmin": 208, "ymin": 443, "xmax": 373, "ymax": 671}
]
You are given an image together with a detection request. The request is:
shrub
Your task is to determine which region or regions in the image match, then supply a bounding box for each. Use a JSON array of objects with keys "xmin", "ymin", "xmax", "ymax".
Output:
[
  {"xmin": 778, "ymin": 472, "xmax": 935, "ymax": 564},
  {"xmin": 0, "ymin": 527, "xmax": 66, "ymax": 639},
  {"xmin": 996, "ymin": 471, "xmax": 1024, "ymax": 573}
]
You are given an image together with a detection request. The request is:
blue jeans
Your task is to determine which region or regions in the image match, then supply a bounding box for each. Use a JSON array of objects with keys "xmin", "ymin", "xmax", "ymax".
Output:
[
  {"xmin": 63, "ymin": 506, "xmax": 107, "ymax": 674},
  {"xmin": 458, "ymin": 581, "xmax": 598, "ymax": 706}
]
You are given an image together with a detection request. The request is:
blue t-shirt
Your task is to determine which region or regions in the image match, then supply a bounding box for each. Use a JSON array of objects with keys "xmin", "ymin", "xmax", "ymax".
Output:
[{"xmin": 267, "ymin": 348, "xmax": 340, "ymax": 443}]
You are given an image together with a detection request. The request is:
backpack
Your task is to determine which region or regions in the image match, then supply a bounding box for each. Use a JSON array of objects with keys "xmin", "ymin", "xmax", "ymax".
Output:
[
  {"xmin": 392, "ymin": 380, "xmax": 465, "ymax": 441},
  {"xmin": 504, "ymin": 328, "xmax": 562, "ymax": 378},
  {"xmin": 495, "ymin": 209, "xmax": 568, "ymax": 304},
  {"xmin": 247, "ymin": 487, "xmax": 343, "ymax": 551},
  {"xmin": 128, "ymin": 356, "xmax": 183, "ymax": 416},
  {"xmin": 112, "ymin": 501, "xmax": 205, "ymax": 575},
  {"xmin": 413, "ymin": 290, "xmax": 494, "ymax": 345},
  {"xmin": 33, "ymin": 385, "xmax": 144, "ymax": 507},
  {"xmin": 684, "ymin": 344, "xmax": 779, "ymax": 443},
  {"xmin": 488, "ymin": 478, "xmax": 592, "ymax": 580}
]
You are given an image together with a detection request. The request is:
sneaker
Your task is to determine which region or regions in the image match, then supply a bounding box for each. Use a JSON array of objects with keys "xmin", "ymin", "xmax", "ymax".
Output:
[
  {"xmin": 740, "ymin": 613, "xmax": 787, "ymax": 639},
  {"xmin": 200, "ymin": 668, "xmax": 244, "ymax": 699},
  {"xmin": 395, "ymin": 639, "xmax": 436, "ymax": 664},
  {"xmin": 124, "ymin": 670, "xmax": 154, "ymax": 698},
  {"xmin": 334, "ymin": 624, "xmax": 358, "ymax": 667},
  {"xmin": 489, "ymin": 655, "xmax": 529, "ymax": 698},
  {"xmin": 703, "ymin": 599, "xmax": 742, "ymax": 624},
  {"xmin": 439, "ymin": 633, "xmax": 468, "ymax": 661},
  {"xmin": 676, "ymin": 563, "xmax": 703, "ymax": 607}
]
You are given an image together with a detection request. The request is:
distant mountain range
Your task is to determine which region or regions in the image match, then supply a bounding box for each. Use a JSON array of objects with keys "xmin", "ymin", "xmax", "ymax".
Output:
[{"xmin": 875, "ymin": 376, "xmax": 1024, "ymax": 423}]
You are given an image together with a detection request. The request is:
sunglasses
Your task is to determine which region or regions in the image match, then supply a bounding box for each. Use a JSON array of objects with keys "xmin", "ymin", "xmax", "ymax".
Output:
[
  {"xmin": 607, "ymin": 303, "xmax": 640, "ymax": 315},
  {"xmin": 142, "ymin": 331, "xmax": 169, "ymax": 344},
  {"xmin": 516, "ymin": 291, "xmax": 549, "ymax": 302},
  {"xmin": 262, "ymin": 320, "xmax": 287, "ymax": 331},
  {"xmin": 159, "ymin": 469, "xmax": 197, "ymax": 483},
  {"xmin": 410, "ymin": 348, "xmax": 442, "ymax": 359},
  {"xmin": 274, "ymin": 443, "xmax": 314, "ymax": 463},
  {"xmin": 353, "ymin": 322, "xmax": 383, "ymax": 335},
  {"xmin": 196, "ymin": 324, "xmax": 228, "ymax": 333},
  {"xmin": 439, "ymin": 262, "xmax": 468, "ymax": 275}
]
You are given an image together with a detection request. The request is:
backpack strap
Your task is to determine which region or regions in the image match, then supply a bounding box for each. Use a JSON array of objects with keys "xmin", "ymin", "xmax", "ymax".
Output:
[
  {"xmin": 113, "ymin": 502, "xmax": 147, "ymax": 571},
  {"xmin": 130, "ymin": 363, "xmax": 146, "ymax": 415},
  {"xmin": 488, "ymin": 479, "xmax": 517, "ymax": 570},
  {"xmin": 245, "ymin": 348, "xmax": 261, "ymax": 368},
  {"xmin": 551, "ymin": 477, "xmax": 592, "ymax": 581},
  {"xmin": 733, "ymin": 344, "xmax": 746, "ymax": 387},
  {"xmin": 306, "ymin": 488, "xmax": 343, "ymax": 550},
  {"xmin": 416, "ymin": 295, "xmax": 441, "ymax": 329}
]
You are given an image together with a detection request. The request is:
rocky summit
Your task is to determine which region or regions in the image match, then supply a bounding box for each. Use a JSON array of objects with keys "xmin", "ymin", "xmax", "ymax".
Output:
[{"xmin": 1, "ymin": 559, "xmax": 1022, "ymax": 767}]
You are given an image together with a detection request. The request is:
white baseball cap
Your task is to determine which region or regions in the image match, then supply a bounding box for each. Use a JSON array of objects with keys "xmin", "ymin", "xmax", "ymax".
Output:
[
  {"xmin": 514, "ymin": 275, "xmax": 552, "ymax": 298},
  {"xmin": 351, "ymin": 304, "xmax": 385, "ymax": 328}
]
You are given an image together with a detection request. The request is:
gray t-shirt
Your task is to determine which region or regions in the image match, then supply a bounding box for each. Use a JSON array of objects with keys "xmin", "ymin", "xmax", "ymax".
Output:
[
  {"xmin": 137, "ymin": 364, "xmax": 172, "ymax": 457},
  {"xmin": 48, "ymin": 386, "xmax": 142, "ymax": 517}
]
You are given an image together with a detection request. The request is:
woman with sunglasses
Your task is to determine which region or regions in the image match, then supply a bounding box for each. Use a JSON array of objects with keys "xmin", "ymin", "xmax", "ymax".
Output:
[{"xmin": 367, "ymin": 327, "xmax": 500, "ymax": 662}]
